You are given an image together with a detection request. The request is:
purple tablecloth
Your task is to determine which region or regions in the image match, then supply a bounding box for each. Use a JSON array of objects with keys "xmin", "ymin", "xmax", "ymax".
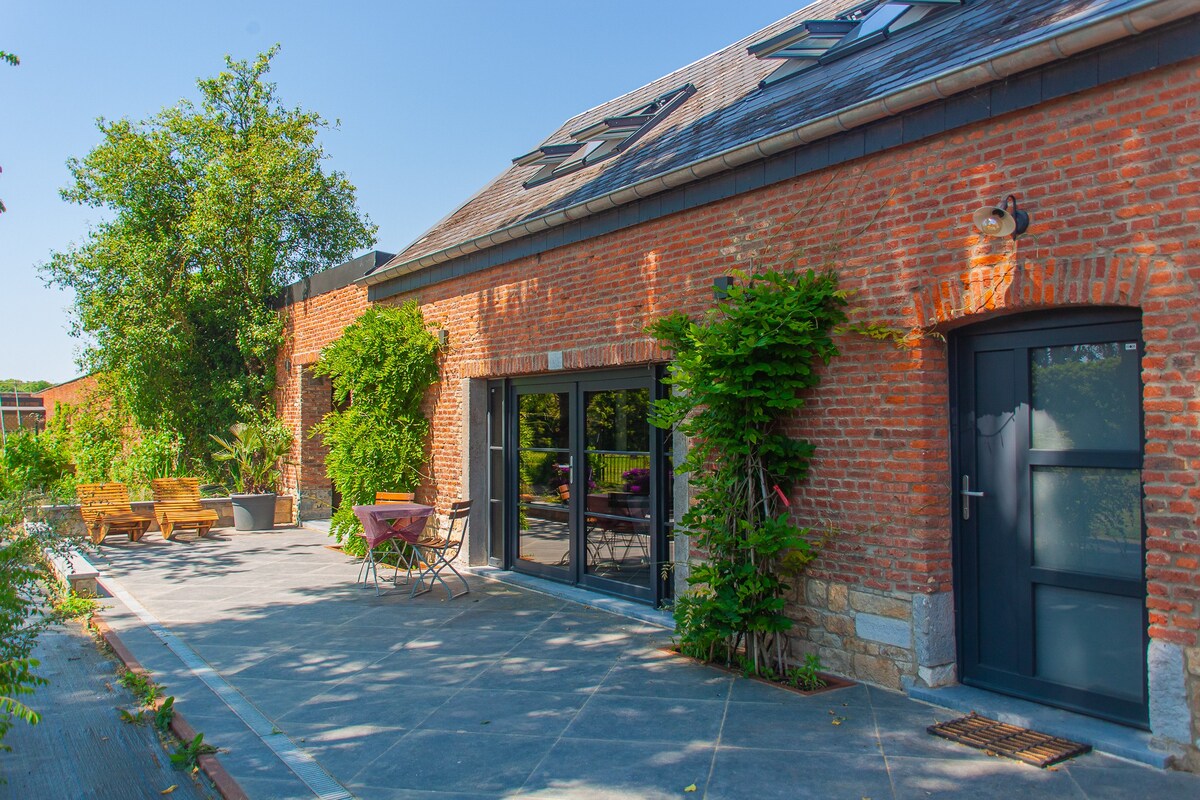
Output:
[{"xmin": 352, "ymin": 502, "xmax": 434, "ymax": 548}]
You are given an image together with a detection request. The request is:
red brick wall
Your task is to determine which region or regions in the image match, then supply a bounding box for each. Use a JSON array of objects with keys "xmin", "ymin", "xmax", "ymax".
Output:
[
  {"xmin": 37, "ymin": 374, "xmax": 101, "ymax": 423},
  {"xmin": 276, "ymin": 284, "xmax": 370, "ymax": 513}
]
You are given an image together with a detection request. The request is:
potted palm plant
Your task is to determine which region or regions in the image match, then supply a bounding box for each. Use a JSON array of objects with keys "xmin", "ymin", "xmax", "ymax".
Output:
[{"xmin": 210, "ymin": 417, "xmax": 292, "ymax": 531}]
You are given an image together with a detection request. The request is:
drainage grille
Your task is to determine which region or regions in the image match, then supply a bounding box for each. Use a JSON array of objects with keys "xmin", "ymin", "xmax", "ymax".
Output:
[{"xmin": 927, "ymin": 712, "xmax": 1092, "ymax": 767}]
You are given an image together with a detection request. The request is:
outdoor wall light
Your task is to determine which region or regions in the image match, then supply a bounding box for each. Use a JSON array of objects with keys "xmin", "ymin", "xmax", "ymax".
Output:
[
  {"xmin": 972, "ymin": 194, "xmax": 1030, "ymax": 239},
  {"xmin": 713, "ymin": 276, "xmax": 734, "ymax": 300},
  {"xmin": 437, "ymin": 329, "xmax": 450, "ymax": 347}
]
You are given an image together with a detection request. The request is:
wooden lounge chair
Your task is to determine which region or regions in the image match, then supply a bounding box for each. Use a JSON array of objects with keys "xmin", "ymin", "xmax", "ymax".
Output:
[
  {"xmin": 150, "ymin": 477, "xmax": 219, "ymax": 541},
  {"xmin": 77, "ymin": 482, "xmax": 152, "ymax": 545}
]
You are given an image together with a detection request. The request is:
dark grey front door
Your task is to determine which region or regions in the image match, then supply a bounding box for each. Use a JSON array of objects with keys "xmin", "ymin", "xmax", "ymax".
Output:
[{"xmin": 954, "ymin": 310, "xmax": 1148, "ymax": 727}]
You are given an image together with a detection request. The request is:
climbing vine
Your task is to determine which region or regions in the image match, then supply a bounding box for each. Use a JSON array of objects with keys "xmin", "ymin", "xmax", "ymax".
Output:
[
  {"xmin": 649, "ymin": 268, "xmax": 848, "ymax": 678},
  {"xmin": 312, "ymin": 304, "xmax": 440, "ymax": 555}
]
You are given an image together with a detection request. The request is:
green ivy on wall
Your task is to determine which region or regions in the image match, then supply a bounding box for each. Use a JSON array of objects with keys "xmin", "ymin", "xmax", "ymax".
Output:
[
  {"xmin": 649, "ymin": 268, "xmax": 848, "ymax": 677},
  {"xmin": 312, "ymin": 303, "xmax": 440, "ymax": 554}
]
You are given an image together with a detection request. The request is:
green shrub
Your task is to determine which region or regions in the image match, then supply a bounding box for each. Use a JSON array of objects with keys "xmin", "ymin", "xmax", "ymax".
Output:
[
  {"xmin": 48, "ymin": 401, "xmax": 123, "ymax": 486},
  {"xmin": 111, "ymin": 428, "xmax": 183, "ymax": 493},
  {"xmin": 650, "ymin": 269, "xmax": 847, "ymax": 677},
  {"xmin": 0, "ymin": 492, "xmax": 73, "ymax": 750},
  {"xmin": 209, "ymin": 410, "xmax": 291, "ymax": 494},
  {"xmin": 312, "ymin": 304, "xmax": 440, "ymax": 547},
  {"xmin": 0, "ymin": 429, "xmax": 73, "ymax": 500}
]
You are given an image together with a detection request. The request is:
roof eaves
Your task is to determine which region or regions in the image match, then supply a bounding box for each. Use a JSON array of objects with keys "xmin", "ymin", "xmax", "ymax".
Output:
[{"xmin": 360, "ymin": 0, "xmax": 1196, "ymax": 289}]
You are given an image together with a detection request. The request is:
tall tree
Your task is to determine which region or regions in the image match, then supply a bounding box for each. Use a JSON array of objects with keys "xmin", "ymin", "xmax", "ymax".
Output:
[
  {"xmin": 42, "ymin": 47, "xmax": 375, "ymax": 464},
  {"xmin": 1, "ymin": 50, "xmax": 16, "ymax": 214}
]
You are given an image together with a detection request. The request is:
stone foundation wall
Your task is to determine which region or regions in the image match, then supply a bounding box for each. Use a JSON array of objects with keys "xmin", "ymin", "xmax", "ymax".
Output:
[{"xmin": 792, "ymin": 582, "xmax": 955, "ymax": 691}]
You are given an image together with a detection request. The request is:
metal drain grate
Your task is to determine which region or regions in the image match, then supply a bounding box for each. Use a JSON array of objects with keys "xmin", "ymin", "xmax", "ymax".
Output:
[{"xmin": 927, "ymin": 712, "xmax": 1092, "ymax": 767}]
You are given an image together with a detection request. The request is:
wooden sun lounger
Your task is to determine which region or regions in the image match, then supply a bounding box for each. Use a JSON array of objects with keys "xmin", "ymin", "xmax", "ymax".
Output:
[
  {"xmin": 77, "ymin": 482, "xmax": 152, "ymax": 545},
  {"xmin": 150, "ymin": 477, "xmax": 219, "ymax": 541}
]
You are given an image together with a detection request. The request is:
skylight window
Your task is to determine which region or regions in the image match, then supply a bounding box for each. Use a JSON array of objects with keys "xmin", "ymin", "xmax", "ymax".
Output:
[
  {"xmin": 513, "ymin": 84, "xmax": 696, "ymax": 189},
  {"xmin": 750, "ymin": 0, "xmax": 962, "ymax": 88}
]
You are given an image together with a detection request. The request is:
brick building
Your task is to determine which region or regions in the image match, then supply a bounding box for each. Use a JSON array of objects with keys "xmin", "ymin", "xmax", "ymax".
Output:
[
  {"xmin": 0, "ymin": 392, "xmax": 44, "ymax": 438},
  {"xmin": 278, "ymin": 0, "xmax": 1200, "ymax": 767},
  {"xmin": 36, "ymin": 374, "xmax": 101, "ymax": 424}
]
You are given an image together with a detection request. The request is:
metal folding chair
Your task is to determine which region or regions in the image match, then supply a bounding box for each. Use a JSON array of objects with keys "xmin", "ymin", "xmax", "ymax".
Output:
[{"xmin": 410, "ymin": 500, "xmax": 471, "ymax": 599}]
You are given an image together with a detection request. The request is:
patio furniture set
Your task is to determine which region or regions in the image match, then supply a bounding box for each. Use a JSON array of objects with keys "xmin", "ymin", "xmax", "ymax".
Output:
[
  {"xmin": 351, "ymin": 494, "xmax": 471, "ymax": 600},
  {"xmin": 79, "ymin": 479, "xmax": 470, "ymax": 600}
]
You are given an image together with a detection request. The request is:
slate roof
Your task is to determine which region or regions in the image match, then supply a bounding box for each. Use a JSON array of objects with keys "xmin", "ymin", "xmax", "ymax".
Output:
[{"xmin": 376, "ymin": 0, "xmax": 1175, "ymax": 278}]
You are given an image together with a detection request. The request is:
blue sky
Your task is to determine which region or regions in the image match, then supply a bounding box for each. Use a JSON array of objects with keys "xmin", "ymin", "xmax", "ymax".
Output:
[{"xmin": 1, "ymin": 1, "xmax": 801, "ymax": 383}]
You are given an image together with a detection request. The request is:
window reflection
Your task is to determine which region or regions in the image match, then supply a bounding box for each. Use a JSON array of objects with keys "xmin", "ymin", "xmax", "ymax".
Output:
[
  {"xmin": 1031, "ymin": 342, "xmax": 1139, "ymax": 451},
  {"xmin": 1032, "ymin": 467, "xmax": 1142, "ymax": 579}
]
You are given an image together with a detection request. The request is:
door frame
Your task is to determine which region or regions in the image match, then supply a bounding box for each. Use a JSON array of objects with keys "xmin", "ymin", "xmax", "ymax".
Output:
[
  {"xmin": 949, "ymin": 307, "xmax": 1149, "ymax": 727},
  {"xmin": 498, "ymin": 366, "xmax": 670, "ymax": 605}
]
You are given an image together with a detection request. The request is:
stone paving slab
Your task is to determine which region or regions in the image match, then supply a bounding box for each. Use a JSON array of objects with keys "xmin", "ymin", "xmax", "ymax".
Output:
[{"xmin": 85, "ymin": 527, "xmax": 1200, "ymax": 799}]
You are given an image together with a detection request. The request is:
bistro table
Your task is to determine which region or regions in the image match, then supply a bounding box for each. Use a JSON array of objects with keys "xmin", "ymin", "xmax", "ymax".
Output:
[{"xmin": 351, "ymin": 502, "xmax": 435, "ymax": 593}]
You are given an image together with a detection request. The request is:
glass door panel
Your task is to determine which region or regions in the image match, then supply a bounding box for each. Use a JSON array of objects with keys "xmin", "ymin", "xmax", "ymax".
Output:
[
  {"xmin": 1031, "ymin": 342, "xmax": 1140, "ymax": 451},
  {"xmin": 515, "ymin": 391, "xmax": 573, "ymax": 573},
  {"xmin": 1031, "ymin": 466, "xmax": 1142, "ymax": 579},
  {"xmin": 582, "ymin": 387, "xmax": 652, "ymax": 593},
  {"xmin": 487, "ymin": 384, "xmax": 505, "ymax": 565},
  {"xmin": 1034, "ymin": 585, "xmax": 1145, "ymax": 701}
]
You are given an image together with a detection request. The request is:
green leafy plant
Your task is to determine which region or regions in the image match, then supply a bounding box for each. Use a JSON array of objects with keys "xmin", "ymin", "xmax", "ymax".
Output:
[
  {"xmin": 0, "ymin": 658, "xmax": 46, "ymax": 749},
  {"xmin": 112, "ymin": 428, "xmax": 184, "ymax": 491},
  {"xmin": 118, "ymin": 669, "xmax": 161, "ymax": 706},
  {"xmin": 0, "ymin": 490, "xmax": 76, "ymax": 750},
  {"xmin": 116, "ymin": 706, "xmax": 147, "ymax": 725},
  {"xmin": 787, "ymin": 653, "xmax": 827, "ymax": 691},
  {"xmin": 312, "ymin": 304, "xmax": 440, "ymax": 555},
  {"xmin": 45, "ymin": 397, "xmax": 125, "ymax": 486},
  {"xmin": 154, "ymin": 695, "xmax": 175, "ymax": 732},
  {"xmin": 210, "ymin": 412, "xmax": 292, "ymax": 494},
  {"xmin": 170, "ymin": 732, "xmax": 217, "ymax": 771},
  {"xmin": 0, "ymin": 428, "xmax": 73, "ymax": 501},
  {"xmin": 650, "ymin": 268, "xmax": 847, "ymax": 678},
  {"xmin": 53, "ymin": 591, "xmax": 98, "ymax": 621}
]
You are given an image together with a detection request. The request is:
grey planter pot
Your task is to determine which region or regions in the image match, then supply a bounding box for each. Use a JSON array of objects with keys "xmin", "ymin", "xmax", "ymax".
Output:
[{"xmin": 230, "ymin": 493, "xmax": 276, "ymax": 531}]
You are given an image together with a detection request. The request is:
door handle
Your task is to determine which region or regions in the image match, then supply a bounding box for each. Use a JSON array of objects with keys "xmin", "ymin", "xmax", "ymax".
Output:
[{"xmin": 961, "ymin": 474, "xmax": 985, "ymax": 520}]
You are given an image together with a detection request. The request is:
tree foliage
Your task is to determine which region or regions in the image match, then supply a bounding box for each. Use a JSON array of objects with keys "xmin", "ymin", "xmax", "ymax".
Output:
[
  {"xmin": 41, "ymin": 46, "xmax": 375, "ymax": 466},
  {"xmin": 0, "ymin": 49, "xmax": 15, "ymax": 214},
  {"xmin": 312, "ymin": 304, "xmax": 440, "ymax": 553},
  {"xmin": 649, "ymin": 269, "xmax": 848, "ymax": 677},
  {"xmin": 0, "ymin": 380, "xmax": 51, "ymax": 393}
]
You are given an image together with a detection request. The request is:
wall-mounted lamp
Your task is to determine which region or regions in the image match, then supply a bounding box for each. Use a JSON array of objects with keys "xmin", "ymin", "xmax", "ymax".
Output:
[
  {"xmin": 972, "ymin": 194, "xmax": 1030, "ymax": 239},
  {"xmin": 713, "ymin": 276, "xmax": 734, "ymax": 300},
  {"xmin": 437, "ymin": 329, "xmax": 450, "ymax": 347}
]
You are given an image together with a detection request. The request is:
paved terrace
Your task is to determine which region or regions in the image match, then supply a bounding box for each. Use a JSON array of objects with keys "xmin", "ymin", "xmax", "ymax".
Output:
[{"xmin": 89, "ymin": 528, "xmax": 1199, "ymax": 800}]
